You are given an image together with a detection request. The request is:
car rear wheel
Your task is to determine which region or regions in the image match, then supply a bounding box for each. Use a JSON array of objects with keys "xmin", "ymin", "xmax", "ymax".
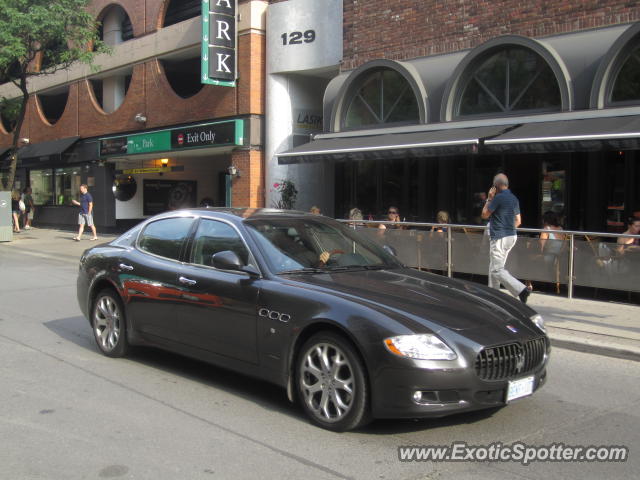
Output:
[
  {"xmin": 296, "ymin": 332, "xmax": 370, "ymax": 431},
  {"xmin": 92, "ymin": 289, "xmax": 128, "ymax": 357}
]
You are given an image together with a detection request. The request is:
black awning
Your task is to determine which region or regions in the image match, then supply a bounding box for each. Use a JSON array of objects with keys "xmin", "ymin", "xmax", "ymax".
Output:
[
  {"xmin": 277, "ymin": 125, "xmax": 516, "ymax": 164},
  {"xmin": 17, "ymin": 136, "xmax": 80, "ymax": 167},
  {"xmin": 484, "ymin": 115, "xmax": 640, "ymax": 153}
]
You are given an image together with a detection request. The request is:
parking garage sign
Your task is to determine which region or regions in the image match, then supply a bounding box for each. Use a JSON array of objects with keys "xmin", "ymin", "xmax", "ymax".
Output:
[{"xmin": 201, "ymin": 0, "xmax": 237, "ymax": 87}]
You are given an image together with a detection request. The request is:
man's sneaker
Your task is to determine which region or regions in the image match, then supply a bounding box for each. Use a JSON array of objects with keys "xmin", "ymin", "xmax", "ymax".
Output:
[{"xmin": 518, "ymin": 288, "xmax": 530, "ymax": 304}]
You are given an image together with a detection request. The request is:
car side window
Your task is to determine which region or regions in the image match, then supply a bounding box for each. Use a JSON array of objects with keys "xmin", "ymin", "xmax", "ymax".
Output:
[
  {"xmin": 138, "ymin": 217, "xmax": 194, "ymax": 261},
  {"xmin": 191, "ymin": 219, "xmax": 250, "ymax": 267}
]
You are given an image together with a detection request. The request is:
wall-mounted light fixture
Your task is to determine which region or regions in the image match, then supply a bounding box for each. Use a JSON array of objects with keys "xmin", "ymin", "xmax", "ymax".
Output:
[
  {"xmin": 19, "ymin": 138, "xmax": 30, "ymax": 145},
  {"xmin": 134, "ymin": 113, "xmax": 147, "ymax": 123},
  {"xmin": 160, "ymin": 158, "xmax": 169, "ymax": 167}
]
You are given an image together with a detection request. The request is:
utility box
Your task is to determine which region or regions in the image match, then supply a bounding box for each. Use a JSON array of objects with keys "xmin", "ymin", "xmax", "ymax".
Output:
[{"xmin": 0, "ymin": 190, "xmax": 12, "ymax": 242}]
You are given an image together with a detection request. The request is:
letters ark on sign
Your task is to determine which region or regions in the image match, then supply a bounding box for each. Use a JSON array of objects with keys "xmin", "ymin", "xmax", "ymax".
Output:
[{"xmin": 206, "ymin": 0, "xmax": 237, "ymax": 83}]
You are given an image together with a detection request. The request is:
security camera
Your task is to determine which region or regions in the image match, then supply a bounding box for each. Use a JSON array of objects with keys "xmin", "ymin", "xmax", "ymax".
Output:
[
  {"xmin": 134, "ymin": 113, "xmax": 147, "ymax": 123},
  {"xmin": 227, "ymin": 165, "xmax": 239, "ymax": 176}
]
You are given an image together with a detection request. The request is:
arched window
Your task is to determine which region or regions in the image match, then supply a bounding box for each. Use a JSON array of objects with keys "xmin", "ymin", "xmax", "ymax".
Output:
[
  {"xmin": 610, "ymin": 42, "xmax": 640, "ymax": 104},
  {"xmin": 456, "ymin": 47, "xmax": 561, "ymax": 117},
  {"xmin": 37, "ymin": 86, "xmax": 69, "ymax": 125},
  {"xmin": 97, "ymin": 5, "xmax": 134, "ymax": 48},
  {"xmin": 343, "ymin": 68, "xmax": 419, "ymax": 129}
]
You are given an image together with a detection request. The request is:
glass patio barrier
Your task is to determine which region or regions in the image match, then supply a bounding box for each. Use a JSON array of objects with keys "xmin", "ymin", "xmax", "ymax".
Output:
[
  {"xmin": 355, "ymin": 226, "xmax": 448, "ymax": 271},
  {"xmin": 342, "ymin": 220, "xmax": 639, "ymax": 297},
  {"xmin": 573, "ymin": 235, "xmax": 640, "ymax": 292}
]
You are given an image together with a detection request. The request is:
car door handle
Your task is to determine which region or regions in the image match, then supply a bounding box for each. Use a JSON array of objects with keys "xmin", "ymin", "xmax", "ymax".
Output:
[
  {"xmin": 119, "ymin": 263, "xmax": 134, "ymax": 271},
  {"xmin": 178, "ymin": 276, "xmax": 197, "ymax": 286}
]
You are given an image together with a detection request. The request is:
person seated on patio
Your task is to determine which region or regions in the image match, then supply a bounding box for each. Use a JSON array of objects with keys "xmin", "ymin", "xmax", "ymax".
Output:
[
  {"xmin": 617, "ymin": 217, "xmax": 640, "ymax": 253},
  {"xmin": 378, "ymin": 206, "xmax": 405, "ymax": 230},
  {"xmin": 431, "ymin": 210, "xmax": 450, "ymax": 233},
  {"xmin": 540, "ymin": 211, "xmax": 566, "ymax": 255}
]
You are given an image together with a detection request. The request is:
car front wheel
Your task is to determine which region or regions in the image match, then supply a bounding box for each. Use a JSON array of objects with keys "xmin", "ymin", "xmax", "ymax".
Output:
[
  {"xmin": 92, "ymin": 289, "xmax": 128, "ymax": 357},
  {"xmin": 296, "ymin": 332, "xmax": 370, "ymax": 431}
]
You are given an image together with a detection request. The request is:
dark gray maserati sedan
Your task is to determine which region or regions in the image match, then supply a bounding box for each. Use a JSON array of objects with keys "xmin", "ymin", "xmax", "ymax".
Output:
[{"xmin": 77, "ymin": 208, "xmax": 549, "ymax": 431}]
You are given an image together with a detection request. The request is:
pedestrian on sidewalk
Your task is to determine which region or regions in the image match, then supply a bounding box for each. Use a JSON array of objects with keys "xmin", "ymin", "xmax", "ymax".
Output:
[
  {"xmin": 22, "ymin": 186, "xmax": 34, "ymax": 229},
  {"xmin": 11, "ymin": 190, "xmax": 22, "ymax": 233},
  {"xmin": 481, "ymin": 173, "xmax": 530, "ymax": 303},
  {"xmin": 72, "ymin": 184, "xmax": 98, "ymax": 241}
]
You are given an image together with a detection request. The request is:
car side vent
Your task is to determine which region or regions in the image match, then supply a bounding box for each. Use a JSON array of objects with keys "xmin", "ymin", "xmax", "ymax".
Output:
[{"xmin": 475, "ymin": 337, "xmax": 547, "ymax": 381}]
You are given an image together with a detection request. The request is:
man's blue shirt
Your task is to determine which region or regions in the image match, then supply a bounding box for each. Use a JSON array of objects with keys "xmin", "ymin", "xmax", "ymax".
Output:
[
  {"xmin": 79, "ymin": 192, "xmax": 93, "ymax": 214},
  {"xmin": 488, "ymin": 189, "xmax": 519, "ymax": 240}
]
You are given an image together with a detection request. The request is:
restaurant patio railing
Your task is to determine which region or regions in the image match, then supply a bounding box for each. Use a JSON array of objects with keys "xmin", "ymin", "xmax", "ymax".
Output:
[{"xmin": 338, "ymin": 220, "xmax": 640, "ymax": 299}]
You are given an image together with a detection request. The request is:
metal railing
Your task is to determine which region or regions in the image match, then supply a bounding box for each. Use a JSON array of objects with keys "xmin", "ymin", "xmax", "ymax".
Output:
[{"xmin": 339, "ymin": 219, "xmax": 640, "ymax": 299}]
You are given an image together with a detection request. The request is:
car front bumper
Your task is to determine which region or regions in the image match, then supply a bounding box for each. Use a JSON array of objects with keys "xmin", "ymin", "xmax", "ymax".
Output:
[{"xmin": 370, "ymin": 362, "xmax": 548, "ymax": 419}]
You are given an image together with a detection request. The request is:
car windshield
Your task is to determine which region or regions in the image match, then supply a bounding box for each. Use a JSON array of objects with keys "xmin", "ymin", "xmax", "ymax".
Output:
[{"xmin": 244, "ymin": 217, "xmax": 402, "ymax": 274}]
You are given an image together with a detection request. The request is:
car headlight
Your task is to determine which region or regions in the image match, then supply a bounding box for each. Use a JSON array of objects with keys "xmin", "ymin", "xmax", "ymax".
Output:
[
  {"xmin": 384, "ymin": 334, "xmax": 457, "ymax": 360},
  {"xmin": 530, "ymin": 314, "xmax": 546, "ymax": 333}
]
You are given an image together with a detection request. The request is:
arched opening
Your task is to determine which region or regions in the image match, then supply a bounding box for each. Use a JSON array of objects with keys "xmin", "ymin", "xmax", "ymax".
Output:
[
  {"xmin": 97, "ymin": 4, "xmax": 134, "ymax": 48},
  {"xmin": 163, "ymin": 0, "xmax": 201, "ymax": 27},
  {"xmin": 159, "ymin": 54, "xmax": 203, "ymax": 99},
  {"xmin": 342, "ymin": 68, "xmax": 420, "ymax": 129},
  {"xmin": 89, "ymin": 67, "xmax": 133, "ymax": 114},
  {"xmin": 40, "ymin": 37, "xmax": 68, "ymax": 72},
  {"xmin": 0, "ymin": 97, "xmax": 22, "ymax": 133},
  {"xmin": 37, "ymin": 86, "xmax": 70, "ymax": 125},
  {"xmin": 455, "ymin": 46, "xmax": 562, "ymax": 118}
]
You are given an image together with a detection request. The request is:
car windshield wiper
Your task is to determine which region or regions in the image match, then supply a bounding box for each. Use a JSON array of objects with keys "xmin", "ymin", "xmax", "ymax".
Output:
[
  {"xmin": 278, "ymin": 267, "xmax": 327, "ymax": 274},
  {"xmin": 323, "ymin": 265, "xmax": 387, "ymax": 272}
]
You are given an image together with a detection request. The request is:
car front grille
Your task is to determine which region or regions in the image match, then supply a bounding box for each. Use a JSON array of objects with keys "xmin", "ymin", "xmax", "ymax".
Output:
[{"xmin": 475, "ymin": 337, "xmax": 547, "ymax": 381}]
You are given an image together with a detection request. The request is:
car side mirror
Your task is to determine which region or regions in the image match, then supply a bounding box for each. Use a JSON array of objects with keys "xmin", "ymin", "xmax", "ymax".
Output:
[{"xmin": 211, "ymin": 250, "xmax": 259, "ymax": 276}]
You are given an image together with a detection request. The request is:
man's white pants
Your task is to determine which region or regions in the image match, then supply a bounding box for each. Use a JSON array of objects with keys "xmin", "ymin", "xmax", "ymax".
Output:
[{"xmin": 489, "ymin": 235, "xmax": 526, "ymax": 297}]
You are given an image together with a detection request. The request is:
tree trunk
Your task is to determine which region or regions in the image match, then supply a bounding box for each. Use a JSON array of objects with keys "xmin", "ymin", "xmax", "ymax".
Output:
[{"xmin": 1, "ymin": 77, "xmax": 29, "ymax": 192}]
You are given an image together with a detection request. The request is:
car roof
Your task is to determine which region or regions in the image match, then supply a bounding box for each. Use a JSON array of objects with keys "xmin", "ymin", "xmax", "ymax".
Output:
[{"xmin": 149, "ymin": 207, "xmax": 325, "ymax": 224}]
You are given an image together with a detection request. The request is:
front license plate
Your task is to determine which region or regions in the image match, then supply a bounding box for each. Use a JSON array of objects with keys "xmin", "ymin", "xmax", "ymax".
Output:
[{"xmin": 506, "ymin": 376, "xmax": 534, "ymax": 402}]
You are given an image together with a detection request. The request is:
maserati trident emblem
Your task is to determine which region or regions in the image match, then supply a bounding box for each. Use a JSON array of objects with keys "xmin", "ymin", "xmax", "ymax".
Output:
[
  {"xmin": 506, "ymin": 325, "xmax": 518, "ymax": 333},
  {"xmin": 515, "ymin": 352, "xmax": 526, "ymax": 373}
]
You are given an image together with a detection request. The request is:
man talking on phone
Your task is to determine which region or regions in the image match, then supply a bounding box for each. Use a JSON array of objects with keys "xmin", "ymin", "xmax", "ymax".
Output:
[{"xmin": 481, "ymin": 173, "xmax": 530, "ymax": 303}]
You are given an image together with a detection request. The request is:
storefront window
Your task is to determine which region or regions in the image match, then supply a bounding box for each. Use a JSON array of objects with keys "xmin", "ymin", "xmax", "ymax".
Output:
[
  {"xmin": 343, "ymin": 69, "xmax": 419, "ymax": 129},
  {"xmin": 30, "ymin": 169, "xmax": 55, "ymax": 205},
  {"xmin": 457, "ymin": 47, "xmax": 561, "ymax": 117},
  {"xmin": 30, "ymin": 167, "xmax": 81, "ymax": 206},
  {"xmin": 55, "ymin": 167, "xmax": 82, "ymax": 205},
  {"xmin": 605, "ymin": 152, "xmax": 626, "ymax": 233},
  {"xmin": 611, "ymin": 43, "xmax": 640, "ymax": 104},
  {"xmin": 541, "ymin": 160, "xmax": 566, "ymax": 223}
]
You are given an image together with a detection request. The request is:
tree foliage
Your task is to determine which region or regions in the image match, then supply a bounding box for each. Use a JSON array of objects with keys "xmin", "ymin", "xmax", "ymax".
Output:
[{"xmin": 0, "ymin": 0, "xmax": 109, "ymax": 190}]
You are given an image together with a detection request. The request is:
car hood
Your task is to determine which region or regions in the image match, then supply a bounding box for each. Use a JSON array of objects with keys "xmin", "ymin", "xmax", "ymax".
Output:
[{"xmin": 282, "ymin": 267, "xmax": 537, "ymax": 334}]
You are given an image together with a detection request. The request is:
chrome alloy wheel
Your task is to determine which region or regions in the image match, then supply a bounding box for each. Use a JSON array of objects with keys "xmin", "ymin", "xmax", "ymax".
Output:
[
  {"xmin": 94, "ymin": 295, "xmax": 121, "ymax": 352},
  {"xmin": 300, "ymin": 342, "xmax": 355, "ymax": 423}
]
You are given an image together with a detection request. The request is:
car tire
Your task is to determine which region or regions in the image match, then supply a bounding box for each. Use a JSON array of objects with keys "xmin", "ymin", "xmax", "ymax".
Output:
[
  {"xmin": 92, "ymin": 289, "xmax": 128, "ymax": 358},
  {"xmin": 296, "ymin": 332, "xmax": 371, "ymax": 431}
]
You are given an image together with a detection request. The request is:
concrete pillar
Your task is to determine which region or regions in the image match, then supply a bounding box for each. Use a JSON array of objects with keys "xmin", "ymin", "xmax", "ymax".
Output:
[
  {"xmin": 102, "ymin": 8, "xmax": 125, "ymax": 113},
  {"xmin": 265, "ymin": 73, "xmax": 334, "ymax": 215}
]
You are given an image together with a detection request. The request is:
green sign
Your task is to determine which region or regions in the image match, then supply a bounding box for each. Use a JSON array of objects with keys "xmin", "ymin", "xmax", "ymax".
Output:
[
  {"xmin": 201, "ymin": 0, "xmax": 237, "ymax": 87},
  {"xmin": 99, "ymin": 119, "xmax": 244, "ymax": 157},
  {"xmin": 127, "ymin": 131, "xmax": 171, "ymax": 154}
]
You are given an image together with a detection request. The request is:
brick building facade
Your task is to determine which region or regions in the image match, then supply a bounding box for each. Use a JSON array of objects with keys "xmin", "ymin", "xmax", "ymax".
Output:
[
  {"xmin": 0, "ymin": 0, "xmax": 267, "ymax": 231},
  {"xmin": 273, "ymin": 0, "xmax": 640, "ymax": 237}
]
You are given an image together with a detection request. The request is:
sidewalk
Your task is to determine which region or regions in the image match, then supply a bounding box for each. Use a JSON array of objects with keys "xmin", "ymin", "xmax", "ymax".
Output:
[{"xmin": 2, "ymin": 227, "xmax": 639, "ymax": 361}]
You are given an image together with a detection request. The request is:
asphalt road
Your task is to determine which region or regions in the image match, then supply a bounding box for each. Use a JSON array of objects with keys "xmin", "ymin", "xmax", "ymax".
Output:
[{"xmin": 0, "ymin": 245, "xmax": 638, "ymax": 480}]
